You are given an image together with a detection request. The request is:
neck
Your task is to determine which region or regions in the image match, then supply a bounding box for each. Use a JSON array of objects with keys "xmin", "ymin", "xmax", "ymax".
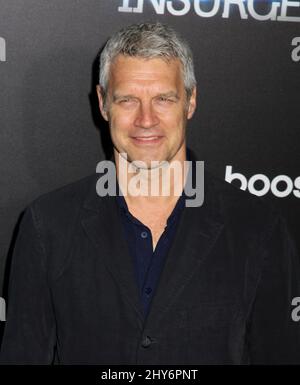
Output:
[{"xmin": 114, "ymin": 148, "xmax": 189, "ymax": 207}]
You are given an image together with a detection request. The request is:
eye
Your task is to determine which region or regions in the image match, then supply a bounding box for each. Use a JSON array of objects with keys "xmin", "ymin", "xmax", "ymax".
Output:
[
  {"xmin": 117, "ymin": 97, "xmax": 138, "ymax": 107},
  {"xmin": 119, "ymin": 98, "xmax": 131, "ymax": 103},
  {"xmin": 157, "ymin": 96, "xmax": 176, "ymax": 104},
  {"xmin": 158, "ymin": 96, "xmax": 169, "ymax": 102}
]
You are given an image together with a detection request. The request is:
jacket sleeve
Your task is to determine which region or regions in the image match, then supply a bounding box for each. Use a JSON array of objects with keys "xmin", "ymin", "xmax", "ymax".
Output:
[
  {"xmin": 0, "ymin": 205, "xmax": 56, "ymax": 364},
  {"xmin": 247, "ymin": 214, "xmax": 300, "ymax": 364}
]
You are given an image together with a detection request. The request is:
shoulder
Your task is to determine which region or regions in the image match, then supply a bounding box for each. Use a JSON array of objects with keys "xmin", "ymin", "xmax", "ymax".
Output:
[
  {"xmin": 26, "ymin": 173, "xmax": 99, "ymax": 228},
  {"xmin": 31, "ymin": 174, "xmax": 97, "ymax": 209},
  {"xmin": 188, "ymin": 148, "xmax": 279, "ymax": 231},
  {"xmin": 204, "ymin": 169, "xmax": 281, "ymax": 242},
  {"xmin": 205, "ymin": 169, "xmax": 274, "ymax": 211}
]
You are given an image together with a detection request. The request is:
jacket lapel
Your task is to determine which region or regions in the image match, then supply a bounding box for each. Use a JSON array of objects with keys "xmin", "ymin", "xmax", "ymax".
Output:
[
  {"xmin": 143, "ymin": 157, "xmax": 225, "ymax": 330},
  {"xmin": 81, "ymin": 173, "xmax": 144, "ymax": 326}
]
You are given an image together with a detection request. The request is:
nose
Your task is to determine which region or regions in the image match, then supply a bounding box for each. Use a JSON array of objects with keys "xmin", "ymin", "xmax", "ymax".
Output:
[{"xmin": 134, "ymin": 101, "xmax": 160, "ymax": 129}]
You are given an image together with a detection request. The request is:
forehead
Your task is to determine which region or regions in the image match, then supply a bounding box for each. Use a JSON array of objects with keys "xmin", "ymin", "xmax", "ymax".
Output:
[{"xmin": 108, "ymin": 55, "xmax": 184, "ymax": 91}]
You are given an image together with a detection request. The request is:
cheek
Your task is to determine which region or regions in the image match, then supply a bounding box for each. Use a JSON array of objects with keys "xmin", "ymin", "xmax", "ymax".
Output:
[
  {"xmin": 161, "ymin": 110, "xmax": 186, "ymax": 132},
  {"xmin": 110, "ymin": 112, "xmax": 134, "ymax": 134}
]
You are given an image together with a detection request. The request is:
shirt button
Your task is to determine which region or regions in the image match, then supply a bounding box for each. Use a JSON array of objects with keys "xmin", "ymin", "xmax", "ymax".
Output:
[
  {"xmin": 141, "ymin": 231, "xmax": 148, "ymax": 239},
  {"xmin": 145, "ymin": 287, "xmax": 152, "ymax": 295},
  {"xmin": 141, "ymin": 336, "xmax": 152, "ymax": 348}
]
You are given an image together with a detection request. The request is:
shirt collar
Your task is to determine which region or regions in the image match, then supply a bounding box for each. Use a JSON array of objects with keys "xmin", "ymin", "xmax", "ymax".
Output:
[{"xmin": 115, "ymin": 149, "xmax": 195, "ymax": 226}]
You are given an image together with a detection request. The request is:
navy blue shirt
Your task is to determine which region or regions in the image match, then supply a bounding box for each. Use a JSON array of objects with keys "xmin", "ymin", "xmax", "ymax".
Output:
[{"xmin": 115, "ymin": 161, "xmax": 191, "ymax": 318}]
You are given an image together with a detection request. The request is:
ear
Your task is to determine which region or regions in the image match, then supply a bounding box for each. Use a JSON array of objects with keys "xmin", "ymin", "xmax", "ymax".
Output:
[
  {"xmin": 96, "ymin": 85, "xmax": 109, "ymax": 121},
  {"xmin": 187, "ymin": 87, "xmax": 197, "ymax": 120}
]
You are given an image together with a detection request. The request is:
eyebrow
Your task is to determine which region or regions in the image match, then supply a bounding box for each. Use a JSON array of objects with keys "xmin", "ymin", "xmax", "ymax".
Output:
[
  {"xmin": 157, "ymin": 92, "xmax": 180, "ymax": 99},
  {"xmin": 112, "ymin": 91, "xmax": 180, "ymax": 102},
  {"xmin": 112, "ymin": 93, "xmax": 136, "ymax": 102}
]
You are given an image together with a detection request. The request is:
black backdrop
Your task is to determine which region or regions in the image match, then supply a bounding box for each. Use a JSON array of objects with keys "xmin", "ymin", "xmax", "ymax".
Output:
[{"xmin": 0, "ymin": 0, "xmax": 299, "ymax": 326}]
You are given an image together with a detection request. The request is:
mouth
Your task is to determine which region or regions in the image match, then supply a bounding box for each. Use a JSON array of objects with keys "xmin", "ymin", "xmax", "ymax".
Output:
[{"xmin": 131, "ymin": 136, "xmax": 164, "ymax": 145}]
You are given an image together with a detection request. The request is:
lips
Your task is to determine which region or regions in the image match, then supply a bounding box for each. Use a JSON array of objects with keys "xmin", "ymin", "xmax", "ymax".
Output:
[
  {"xmin": 131, "ymin": 135, "xmax": 163, "ymax": 145},
  {"xmin": 134, "ymin": 136, "xmax": 161, "ymax": 140}
]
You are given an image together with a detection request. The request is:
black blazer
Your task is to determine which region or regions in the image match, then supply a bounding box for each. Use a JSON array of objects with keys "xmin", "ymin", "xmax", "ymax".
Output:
[{"xmin": 1, "ymin": 152, "xmax": 300, "ymax": 364}]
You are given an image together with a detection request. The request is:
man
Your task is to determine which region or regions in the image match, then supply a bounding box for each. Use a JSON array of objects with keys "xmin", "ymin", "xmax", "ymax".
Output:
[{"xmin": 0, "ymin": 22, "xmax": 299, "ymax": 364}]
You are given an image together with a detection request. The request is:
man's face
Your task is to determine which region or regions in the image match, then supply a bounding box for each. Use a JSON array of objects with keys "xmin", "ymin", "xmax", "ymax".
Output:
[{"xmin": 97, "ymin": 55, "xmax": 196, "ymax": 168}]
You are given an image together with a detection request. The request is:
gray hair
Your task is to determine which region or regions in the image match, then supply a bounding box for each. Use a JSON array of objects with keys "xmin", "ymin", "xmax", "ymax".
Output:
[{"xmin": 99, "ymin": 22, "xmax": 196, "ymax": 105}]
